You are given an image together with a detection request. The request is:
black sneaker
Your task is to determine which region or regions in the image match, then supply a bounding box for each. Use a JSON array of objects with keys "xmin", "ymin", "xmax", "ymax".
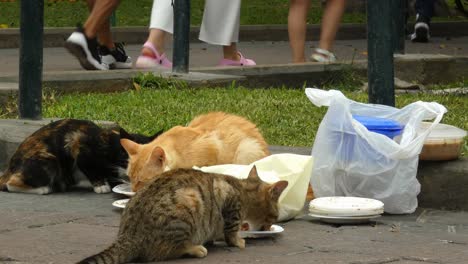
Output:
[
  {"xmin": 100, "ymin": 42, "xmax": 133, "ymax": 69},
  {"xmin": 64, "ymin": 26, "xmax": 109, "ymax": 70},
  {"xmin": 411, "ymin": 14, "xmax": 430, "ymax": 43}
]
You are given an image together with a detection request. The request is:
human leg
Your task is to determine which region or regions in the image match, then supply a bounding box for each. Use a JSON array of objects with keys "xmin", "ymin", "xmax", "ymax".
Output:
[
  {"xmin": 200, "ymin": 0, "xmax": 255, "ymax": 66},
  {"xmin": 288, "ymin": 0, "xmax": 311, "ymax": 63},
  {"xmin": 317, "ymin": 0, "xmax": 345, "ymax": 52},
  {"xmin": 135, "ymin": 0, "xmax": 173, "ymax": 69},
  {"xmin": 65, "ymin": 0, "xmax": 121, "ymax": 70},
  {"xmin": 310, "ymin": 0, "xmax": 345, "ymax": 62},
  {"xmin": 85, "ymin": 0, "xmax": 113, "ymax": 48},
  {"xmin": 218, "ymin": 43, "xmax": 256, "ymax": 66}
]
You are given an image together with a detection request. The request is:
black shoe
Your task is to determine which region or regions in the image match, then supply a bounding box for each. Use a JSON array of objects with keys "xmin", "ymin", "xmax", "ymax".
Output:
[
  {"xmin": 411, "ymin": 14, "xmax": 430, "ymax": 43},
  {"xmin": 64, "ymin": 26, "xmax": 109, "ymax": 70},
  {"xmin": 100, "ymin": 42, "xmax": 133, "ymax": 69}
]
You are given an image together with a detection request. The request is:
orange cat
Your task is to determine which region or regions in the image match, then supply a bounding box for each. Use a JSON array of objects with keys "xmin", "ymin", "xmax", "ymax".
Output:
[{"xmin": 120, "ymin": 112, "xmax": 270, "ymax": 191}]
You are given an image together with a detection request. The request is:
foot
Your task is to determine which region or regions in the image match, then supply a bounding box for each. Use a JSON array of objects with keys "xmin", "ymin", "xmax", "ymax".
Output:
[
  {"xmin": 411, "ymin": 23, "xmax": 430, "ymax": 43},
  {"xmin": 64, "ymin": 26, "xmax": 109, "ymax": 70},
  {"xmin": 184, "ymin": 245, "xmax": 208, "ymax": 258},
  {"xmin": 100, "ymin": 42, "xmax": 133, "ymax": 69},
  {"xmin": 135, "ymin": 41, "xmax": 172, "ymax": 69},
  {"xmin": 411, "ymin": 14, "xmax": 430, "ymax": 43},
  {"xmin": 218, "ymin": 52, "xmax": 256, "ymax": 67},
  {"xmin": 310, "ymin": 48, "xmax": 337, "ymax": 63},
  {"xmin": 225, "ymin": 233, "xmax": 246, "ymax": 249}
]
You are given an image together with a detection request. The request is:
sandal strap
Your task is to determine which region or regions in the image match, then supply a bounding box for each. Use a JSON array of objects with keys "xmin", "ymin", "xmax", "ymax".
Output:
[
  {"xmin": 142, "ymin": 41, "xmax": 165, "ymax": 59},
  {"xmin": 314, "ymin": 48, "xmax": 336, "ymax": 60}
]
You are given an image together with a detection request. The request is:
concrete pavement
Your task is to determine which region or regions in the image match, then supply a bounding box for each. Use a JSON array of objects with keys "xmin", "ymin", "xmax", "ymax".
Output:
[
  {"xmin": 1, "ymin": 37, "xmax": 468, "ymax": 75},
  {"xmin": 0, "ymin": 178, "xmax": 467, "ymax": 263}
]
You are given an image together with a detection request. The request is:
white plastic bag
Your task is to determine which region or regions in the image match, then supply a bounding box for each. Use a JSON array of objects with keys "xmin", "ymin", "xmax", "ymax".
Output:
[
  {"xmin": 194, "ymin": 153, "xmax": 313, "ymax": 221},
  {"xmin": 305, "ymin": 88, "xmax": 447, "ymax": 214}
]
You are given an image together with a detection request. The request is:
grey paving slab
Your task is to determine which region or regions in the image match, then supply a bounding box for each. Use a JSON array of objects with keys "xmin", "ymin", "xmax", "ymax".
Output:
[
  {"xmin": 0, "ymin": 190, "xmax": 467, "ymax": 264},
  {"xmin": 1, "ymin": 38, "xmax": 468, "ymax": 76}
]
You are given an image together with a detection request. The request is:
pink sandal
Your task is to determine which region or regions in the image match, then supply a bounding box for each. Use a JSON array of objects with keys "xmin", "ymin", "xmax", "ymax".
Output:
[
  {"xmin": 135, "ymin": 41, "xmax": 172, "ymax": 69},
  {"xmin": 218, "ymin": 52, "xmax": 256, "ymax": 67}
]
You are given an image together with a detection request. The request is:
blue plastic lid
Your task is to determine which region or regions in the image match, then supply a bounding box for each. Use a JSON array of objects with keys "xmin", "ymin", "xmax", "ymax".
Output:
[{"xmin": 353, "ymin": 115, "xmax": 404, "ymax": 138}]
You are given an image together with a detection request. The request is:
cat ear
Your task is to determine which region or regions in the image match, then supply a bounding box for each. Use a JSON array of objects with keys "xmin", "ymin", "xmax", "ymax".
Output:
[
  {"xmin": 150, "ymin": 146, "xmax": 166, "ymax": 167},
  {"xmin": 119, "ymin": 127, "xmax": 133, "ymax": 140},
  {"xmin": 247, "ymin": 165, "xmax": 261, "ymax": 182},
  {"xmin": 149, "ymin": 129, "xmax": 164, "ymax": 141},
  {"xmin": 269, "ymin": 181, "xmax": 289, "ymax": 202},
  {"xmin": 120, "ymin": 138, "xmax": 140, "ymax": 156}
]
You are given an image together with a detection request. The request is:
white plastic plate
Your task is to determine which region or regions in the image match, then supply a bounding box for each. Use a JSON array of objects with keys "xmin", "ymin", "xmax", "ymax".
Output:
[
  {"xmin": 112, "ymin": 183, "xmax": 135, "ymax": 197},
  {"xmin": 112, "ymin": 198, "xmax": 129, "ymax": 209},
  {"xmin": 308, "ymin": 213, "xmax": 381, "ymax": 224},
  {"xmin": 239, "ymin": 224, "xmax": 284, "ymax": 238},
  {"xmin": 309, "ymin": 196, "xmax": 384, "ymax": 217}
]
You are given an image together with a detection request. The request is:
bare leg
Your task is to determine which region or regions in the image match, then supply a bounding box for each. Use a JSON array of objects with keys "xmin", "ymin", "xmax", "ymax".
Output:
[
  {"xmin": 88, "ymin": 0, "xmax": 114, "ymax": 49},
  {"xmin": 142, "ymin": 28, "xmax": 168, "ymax": 56},
  {"xmin": 223, "ymin": 43, "xmax": 241, "ymax": 61},
  {"xmin": 288, "ymin": 0, "xmax": 311, "ymax": 63},
  {"xmin": 317, "ymin": 0, "xmax": 345, "ymax": 52},
  {"xmin": 97, "ymin": 19, "xmax": 114, "ymax": 49},
  {"xmin": 83, "ymin": 0, "xmax": 120, "ymax": 41}
]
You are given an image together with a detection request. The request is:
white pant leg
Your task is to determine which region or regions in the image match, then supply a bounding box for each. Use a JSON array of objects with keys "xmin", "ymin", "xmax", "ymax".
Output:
[
  {"xmin": 149, "ymin": 0, "xmax": 174, "ymax": 33},
  {"xmin": 149, "ymin": 0, "xmax": 241, "ymax": 45},
  {"xmin": 199, "ymin": 0, "xmax": 241, "ymax": 46}
]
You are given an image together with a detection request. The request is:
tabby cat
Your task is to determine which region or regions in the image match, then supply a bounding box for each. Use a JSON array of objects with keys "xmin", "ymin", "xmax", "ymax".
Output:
[
  {"xmin": 78, "ymin": 166, "xmax": 288, "ymax": 264},
  {"xmin": 0, "ymin": 119, "xmax": 162, "ymax": 195},
  {"xmin": 120, "ymin": 112, "xmax": 270, "ymax": 191}
]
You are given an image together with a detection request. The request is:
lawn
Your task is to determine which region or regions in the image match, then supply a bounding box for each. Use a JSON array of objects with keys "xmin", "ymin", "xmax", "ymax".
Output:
[
  {"xmin": 0, "ymin": 0, "xmax": 466, "ymax": 28},
  {"xmin": 3, "ymin": 78, "xmax": 455, "ymax": 155}
]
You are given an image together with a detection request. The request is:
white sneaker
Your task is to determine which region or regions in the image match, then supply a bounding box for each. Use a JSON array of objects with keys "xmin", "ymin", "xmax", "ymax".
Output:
[
  {"xmin": 64, "ymin": 26, "xmax": 109, "ymax": 70},
  {"xmin": 310, "ymin": 48, "xmax": 337, "ymax": 63},
  {"xmin": 411, "ymin": 22, "xmax": 430, "ymax": 43},
  {"xmin": 100, "ymin": 42, "xmax": 133, "ymax": 69}
]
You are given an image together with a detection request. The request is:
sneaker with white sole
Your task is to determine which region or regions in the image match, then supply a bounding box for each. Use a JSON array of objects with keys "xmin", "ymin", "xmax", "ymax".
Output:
[
  {"xmin": 64, "ymin": 26, "xmax": 109, "ymax": 70},
  {"xmin": 310, "ymin": 48, "xmax": 337, "ymax": 63},
  {"xmin": 100, "ymin": 42, "xmax": 133, "ymax": 69},
  {"xmin": 410, "ymin": 22, "xmax": 430, "ymax": 43}
]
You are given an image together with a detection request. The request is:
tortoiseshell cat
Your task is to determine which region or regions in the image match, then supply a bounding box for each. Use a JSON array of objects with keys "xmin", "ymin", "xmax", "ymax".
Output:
[
  {"xmin": 0, "ymin": 119, "xmax": 162, "ymax": 195},
  {"xmin": 78, "ymin": 166, "xmax": 288, "ymax": 264}
]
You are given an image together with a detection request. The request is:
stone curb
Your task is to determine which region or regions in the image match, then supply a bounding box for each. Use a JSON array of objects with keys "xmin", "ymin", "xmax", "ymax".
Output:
[
  {"xmin": 1, "ymin": 120, "xmax": 466, "ymax": 211},
  {"xmin": 1, "ymin": 54, "xmax": 467, "ymax": 97},
  {"xmin": 1, "ymin": 22, "xmax": 468, "ymax": 48}
]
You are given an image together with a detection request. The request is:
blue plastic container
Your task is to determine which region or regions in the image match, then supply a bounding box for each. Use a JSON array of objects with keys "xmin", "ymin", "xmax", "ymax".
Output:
[{"xmin": 352, "ymin": 115, "xmax": 404, "ymax": 139}]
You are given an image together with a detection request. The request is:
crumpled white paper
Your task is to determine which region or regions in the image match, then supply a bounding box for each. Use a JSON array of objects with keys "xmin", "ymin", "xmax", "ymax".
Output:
[{"xmin": 194, "ymin": 153, "xmax": 314, "ymax": 221}]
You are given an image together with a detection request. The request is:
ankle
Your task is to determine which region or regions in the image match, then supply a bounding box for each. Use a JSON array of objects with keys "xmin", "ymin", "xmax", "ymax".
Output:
[{"xmin": 223, "ymin": 52, "xmax": 240, "ymax": 61}]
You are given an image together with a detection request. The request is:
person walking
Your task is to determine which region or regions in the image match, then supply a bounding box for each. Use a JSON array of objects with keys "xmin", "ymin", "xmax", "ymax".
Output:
[
  {"xmin": 288, "ymin": 0, "xmax": 346, "ymax": 63},
  {"xmin": 135, "ymin": 0, "xmax": 256, "ymax": 69},
  {"xmin": 411, "ymin": 0, "xmax": 436, "ymax": 43},
  {"xmin": 65, "ymin": 0, "xmax": 132, "ymax": 70}
]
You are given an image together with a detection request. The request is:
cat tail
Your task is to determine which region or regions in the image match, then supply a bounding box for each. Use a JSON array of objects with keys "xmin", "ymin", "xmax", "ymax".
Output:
[{"xmin": 76, "ymin": 240, "xmax": 136, "ymax": 264}]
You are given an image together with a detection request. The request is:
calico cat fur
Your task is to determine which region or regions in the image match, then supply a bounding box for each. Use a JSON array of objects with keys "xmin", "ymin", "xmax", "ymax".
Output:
[
  {"xmin": 120, "ymin": 112, "xmax": 270, "ymax": 191},
  {"xmin": 77, "ymin": 166, "xmax": 288, "ymax": 264},
  {"xmin": 0, "ymin": 119, "xmax": 162, "ymax": 195}
]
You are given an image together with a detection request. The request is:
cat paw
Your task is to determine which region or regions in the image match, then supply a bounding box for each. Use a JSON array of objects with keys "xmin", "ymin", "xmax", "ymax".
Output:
[
  {"xmin": 186, "ymin": 245, "xmax": 208, "ymax": 258},
  {"xmin": 235, "ymin": 238, "xmax": 246, "ymax": 249},
  {"xmin": 34, "ymin": 186, "xmax": 52, "ymax": 195},
  {"xmin": 93, "ymin": 183, "xmax": 111, "ymax": 194},
  {"xmin": 6, "ymin": 185, "xmax": 51, "ymax": 195}
]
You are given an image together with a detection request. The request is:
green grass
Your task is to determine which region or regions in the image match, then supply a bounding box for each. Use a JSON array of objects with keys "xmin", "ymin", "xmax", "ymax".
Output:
[
  {"xmin": 32, "ymin": 79, "xmax": 464, "ymax": 152},
  {"xmin": 0, "ymin": 0, "xmax": 466, "ymax": 28},
  {"xmin": 1, "ymin": 73, "xmax": 466, "ymax": 156}
]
